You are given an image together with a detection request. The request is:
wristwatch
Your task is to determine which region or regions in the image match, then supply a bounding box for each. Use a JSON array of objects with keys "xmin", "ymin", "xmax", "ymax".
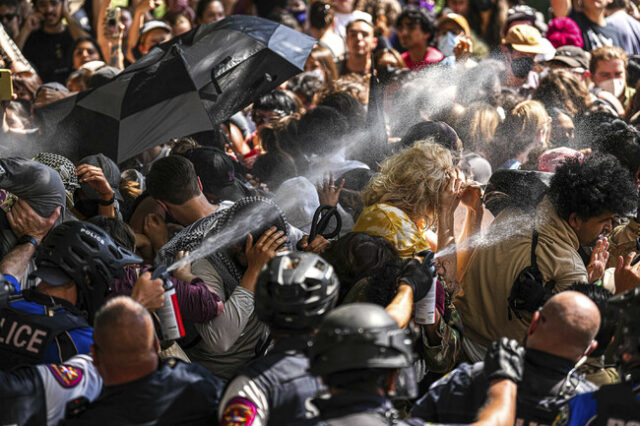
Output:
[
  {"xmin": 98, "ymin": 195, "xmax": 115, "ymax": 206},
  {"xmin": 18, "ymin": 235, "xmax": 38, "ymax": 249}
]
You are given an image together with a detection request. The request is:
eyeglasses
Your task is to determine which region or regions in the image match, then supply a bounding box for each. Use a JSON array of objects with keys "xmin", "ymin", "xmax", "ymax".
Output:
[{"xmin": 0, "ymin": 13, "xmax": 17, "ymax": 21}]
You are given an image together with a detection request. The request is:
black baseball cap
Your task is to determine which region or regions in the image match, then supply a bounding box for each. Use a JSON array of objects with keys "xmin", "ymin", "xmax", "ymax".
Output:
[
  {"xmin": 184, "ymin": 147, "xmax": 251, "ymax": 202},
  {"xmin": 549, "ymin": 45, "xmax": 590, "ymax": 70}
]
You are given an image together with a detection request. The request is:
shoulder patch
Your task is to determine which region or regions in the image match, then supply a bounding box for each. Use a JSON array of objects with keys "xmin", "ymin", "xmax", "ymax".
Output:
[
  {"xmin": 221, "ymin": 397, "xmax": 257, "ymax": 426},
  {"xmin": 46, "ymin": 363, "xmax": 83, "ymax": 388},
  {"xmin": 553, "ymin": 403, "xmax": 570, "ymax": 426}
]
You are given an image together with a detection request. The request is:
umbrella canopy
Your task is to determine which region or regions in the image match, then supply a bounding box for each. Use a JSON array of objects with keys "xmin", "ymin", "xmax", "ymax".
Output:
[{"xmin": 39, "ymin": 16, "xmax": 316, "ymax": 163}]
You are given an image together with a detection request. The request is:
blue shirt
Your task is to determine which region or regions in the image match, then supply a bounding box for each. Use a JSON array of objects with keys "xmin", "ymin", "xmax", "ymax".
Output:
[
  {"xmin": 561, "ymin": 384, "xmax": 640, "ymax": 425},
  {"xmin": 8, "ymin": 299, "xmax": 93, "ymax": 363}
]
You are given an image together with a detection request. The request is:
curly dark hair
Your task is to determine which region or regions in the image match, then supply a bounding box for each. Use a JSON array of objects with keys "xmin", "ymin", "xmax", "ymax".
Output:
[
  {"xmin": 396, "ymin": 6, "xmax": 436, "ymax": 36},
  {"xmin": 592, "ymin": 119, "xmax": 640, "ymax": 176},
  {"xmin": 321, "ymin": 232, "xmax": 402, "ymax": 304},
  {"xmin": 549, "ymin": 153, "xmax": 638, "ymax": 221},
  {"xmin": 573, "ymin": 108, "xmax": 617, "ymax": 150}
]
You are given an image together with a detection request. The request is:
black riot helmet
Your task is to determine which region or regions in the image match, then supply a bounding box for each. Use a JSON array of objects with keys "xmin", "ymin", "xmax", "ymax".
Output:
[
  {"xmin": 32, "ymin": 221, "xmax": 142, "ymax": 321},
  {"xmin": 608, "ymin": 287, "xmax": 640, "ymax": 382},
  {"xmin": 256, "ymin": 251, "xmax": 339, "ymax": 332},
  {"xmin": 309, "ymin": 303, "xmax": 413, "ymax": 377}
]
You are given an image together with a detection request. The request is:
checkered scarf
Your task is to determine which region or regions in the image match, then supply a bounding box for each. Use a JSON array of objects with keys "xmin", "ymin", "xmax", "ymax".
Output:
[
  {"xmin": 155, "ymin": 197, "xmax": 291, "ymax": 275},
  {"xmin": 33, "ymin": 152, "xmax": 80, "ymax": 207}
]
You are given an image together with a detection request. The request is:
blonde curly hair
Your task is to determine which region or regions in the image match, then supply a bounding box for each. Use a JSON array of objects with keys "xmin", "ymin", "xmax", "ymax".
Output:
[{"xmin": 362, "ymin": 141, "xmax": 454, "ymax": 224}]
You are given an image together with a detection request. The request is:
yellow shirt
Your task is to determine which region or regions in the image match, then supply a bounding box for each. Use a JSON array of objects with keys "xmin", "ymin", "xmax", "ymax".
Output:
[{"xmin": 352, "ymin": 203, "xmax": 430, "ymax": 258}]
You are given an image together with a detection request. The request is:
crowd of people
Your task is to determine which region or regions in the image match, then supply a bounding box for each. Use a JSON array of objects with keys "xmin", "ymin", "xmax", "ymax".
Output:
[{"xmin": 0, "ymin": 0, "xmax": 640, "ymax": 424}]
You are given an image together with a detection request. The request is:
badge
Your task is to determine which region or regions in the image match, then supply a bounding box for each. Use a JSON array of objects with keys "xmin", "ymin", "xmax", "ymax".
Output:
[
  {"xmin": 221, "ymin": 397, "xmax": 258, "ymax": 426},
  {"xmin": 553, "ymin": 403, "xmax": 570, "ymax": 426},
  {"xmin": 46, "ymin": 363, "xmax": 83, "ymax": 388}
]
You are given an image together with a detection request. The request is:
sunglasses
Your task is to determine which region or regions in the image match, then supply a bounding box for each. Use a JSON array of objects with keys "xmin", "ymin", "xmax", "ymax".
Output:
[{"xmin": 0, "ymin": 13, "xmax": 16, "ymax": 21}]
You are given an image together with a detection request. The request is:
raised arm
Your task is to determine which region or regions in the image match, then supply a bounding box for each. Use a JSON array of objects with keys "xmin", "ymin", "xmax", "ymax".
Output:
[
  {"xmin": 2, "ymin": 201, "xmax": 60, "ymax": 282},
  {"xmin": 62, "ymin": 0, "xmax": 90, "ymax": 40}
]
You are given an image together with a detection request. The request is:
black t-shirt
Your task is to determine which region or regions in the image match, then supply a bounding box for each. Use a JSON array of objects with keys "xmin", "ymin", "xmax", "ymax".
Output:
[
  {"xmin": 22, "ymin": 28, "xmax": 73, "ymax": 84},
  {"xmin": 569, "ymin": 10, "xmax": 623, "ymax": 52}
]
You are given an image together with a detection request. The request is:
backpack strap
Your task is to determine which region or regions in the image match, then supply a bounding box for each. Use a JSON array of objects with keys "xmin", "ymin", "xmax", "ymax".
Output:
[{"xmin": 530, "ymin": 229, "xmax": 539, "ymax": 267}]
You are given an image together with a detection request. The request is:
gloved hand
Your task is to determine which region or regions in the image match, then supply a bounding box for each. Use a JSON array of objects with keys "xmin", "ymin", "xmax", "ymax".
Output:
[
  {"xmin": 398, "ymin": 257, "xmax": 434, "ymax": 301},
  {"xmin": 483, "ymin": 337, "xmax": 525, "ymax": 383},
  {"xmin": 421, "ymin": 250, "xmax": 436, "ymax": 276}
]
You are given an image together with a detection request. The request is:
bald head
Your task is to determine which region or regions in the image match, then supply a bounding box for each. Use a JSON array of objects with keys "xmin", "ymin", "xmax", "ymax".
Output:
[
  {"xmin": 526, "ymin": 291, "xmax": 601, "ymax": 361},
  {"xmin": 92, "ymin": 296, "xmax": 159, "ymax": 385}
]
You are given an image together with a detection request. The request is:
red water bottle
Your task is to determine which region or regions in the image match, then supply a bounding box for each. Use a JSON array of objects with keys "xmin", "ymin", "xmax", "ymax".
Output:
[{"xmin": 152, "ymin": 265, "xmax": 185, "ymax": 341}]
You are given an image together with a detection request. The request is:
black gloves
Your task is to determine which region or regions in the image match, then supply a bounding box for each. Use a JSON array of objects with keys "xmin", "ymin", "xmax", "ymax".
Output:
[
  {"xmin": 483, "ymin": 337, "xmax": 525, "ymax": 383},
  {"xmin": 398, "ymin": 250, "xmax": 436, "ymax": 301}
]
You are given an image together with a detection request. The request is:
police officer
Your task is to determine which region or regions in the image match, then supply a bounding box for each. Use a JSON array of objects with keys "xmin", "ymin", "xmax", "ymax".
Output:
[
  {"xmin": 0, "ymin": 353, "xmax": 102, "ymax": 426},
  {"xmin": 554, "ymin": 287, "xmax": 640, "ymax": 425},
  {"xmin": 64, "ymin": 296, "xmax": 224, "ymax": 424},
  {"xmin": 219, "ymin": 252, "xmax": 340, "ymax": 426},
  {"xmin": 412, "ymin": 291, "xmax": 601, "ymax": 425},
  {"xmin": 0, "ymin": 221, "xmax": 156, "ymax": 368},
  {"xmin": 307, "ymin": 303, "xmax": 526, "ymax": 426}
]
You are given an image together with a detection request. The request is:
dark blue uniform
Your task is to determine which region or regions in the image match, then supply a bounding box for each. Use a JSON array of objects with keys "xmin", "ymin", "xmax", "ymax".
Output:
[
  {"xmin": 555, "ymin": 382, "xmax": 640, "ymax": 425},
  {"xmin": 412, "ymin": 349, "xmax": 597, "ymax": 425},
  {"xmin": 0, "ymin": 289, "xmax": 93, "ymax": 369},
  {"xmin": 63, "ymin": 357, "xmax": 224, "ymax": 425},
  {"xmin": 219, "ymin": 336, "xmax": 323, "ymax": 425}
]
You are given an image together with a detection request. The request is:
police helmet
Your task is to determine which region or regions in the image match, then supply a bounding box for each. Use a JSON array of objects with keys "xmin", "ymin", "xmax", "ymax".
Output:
[
  {"xmin": 309, "ymin": 303, "xmax": 414, "ymax": 376},
  {"xmin": 608, "ymin": 287, "xmax": 640, "ymax": 380},
  {"xmin": 256, "ymin": 251, "xmax": 339, "ymax": 331},
  {"xmin": 33, "ymin": 221, "xmax": 142, "ymax": 290}
]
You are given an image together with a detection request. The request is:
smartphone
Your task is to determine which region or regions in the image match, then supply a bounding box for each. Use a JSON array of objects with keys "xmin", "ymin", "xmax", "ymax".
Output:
[
  {"xmin": 106, "ymin": 7, "xmax": 121, "ymax": 37},
  {"xmin": 0, "ymin": 69, "xmax": 12, "ymax": 101}
]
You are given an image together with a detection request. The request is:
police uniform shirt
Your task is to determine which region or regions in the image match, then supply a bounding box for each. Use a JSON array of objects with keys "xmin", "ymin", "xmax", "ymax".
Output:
[
  {"xmin": 36, "ymin": 354, "xmax": 103, "ymax": 425},
  {"xmin": 218, "ymin": 337, "xmax": 323, "ymax": 426},
  {"xmin": 0, "ymin": 354, "xmax": 101, "ymax": 426},
  {"xmin": 412, "ymin": 349, "xmax": 597, "ymax": 425},
  {"xmin": 2, "ymin": 293, "xmax": 93, "ymax": 364},
  {"xmin": 63, "ymin": 358, "xmax": 224, "ymax": 425},
  {"xmin": 554, "ymin": 382, "xmax": 640, "ymax": 425}
]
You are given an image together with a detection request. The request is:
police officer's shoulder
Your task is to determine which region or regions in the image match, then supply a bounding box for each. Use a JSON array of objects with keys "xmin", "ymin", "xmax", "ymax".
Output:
[
  {"xmin": 429, "ymin": 361, "xmax": 485, "ymax": 391},
  {"xmin": 413, "ymin": 361, "xmax": 487, "ymax": 423},
  {"xmin": 37, "ymin": 354, "xmax": 102, "ymax": 425},
  {"xmin": 160, "ymin": 357, "xmax": 225, "ymax": 394}
]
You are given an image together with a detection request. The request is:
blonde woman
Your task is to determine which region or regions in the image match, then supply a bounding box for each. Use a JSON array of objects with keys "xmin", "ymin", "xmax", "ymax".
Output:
[
  {"xmin": 353, "ymin": 141, "xmax": 462, "ymax": 259},
  {"xmin": 352, "ymin": 141, "xmax": 471, "ymax": 370},
  {"xmin": 488, "ymin": 100, "xmax": 550, "ymax": 170}
]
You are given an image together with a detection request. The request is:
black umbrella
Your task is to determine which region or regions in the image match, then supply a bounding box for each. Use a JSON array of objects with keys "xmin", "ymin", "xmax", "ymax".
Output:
[{"xmin": 39, "ymin": 16, "xmax": 316, "ymax": 163}]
